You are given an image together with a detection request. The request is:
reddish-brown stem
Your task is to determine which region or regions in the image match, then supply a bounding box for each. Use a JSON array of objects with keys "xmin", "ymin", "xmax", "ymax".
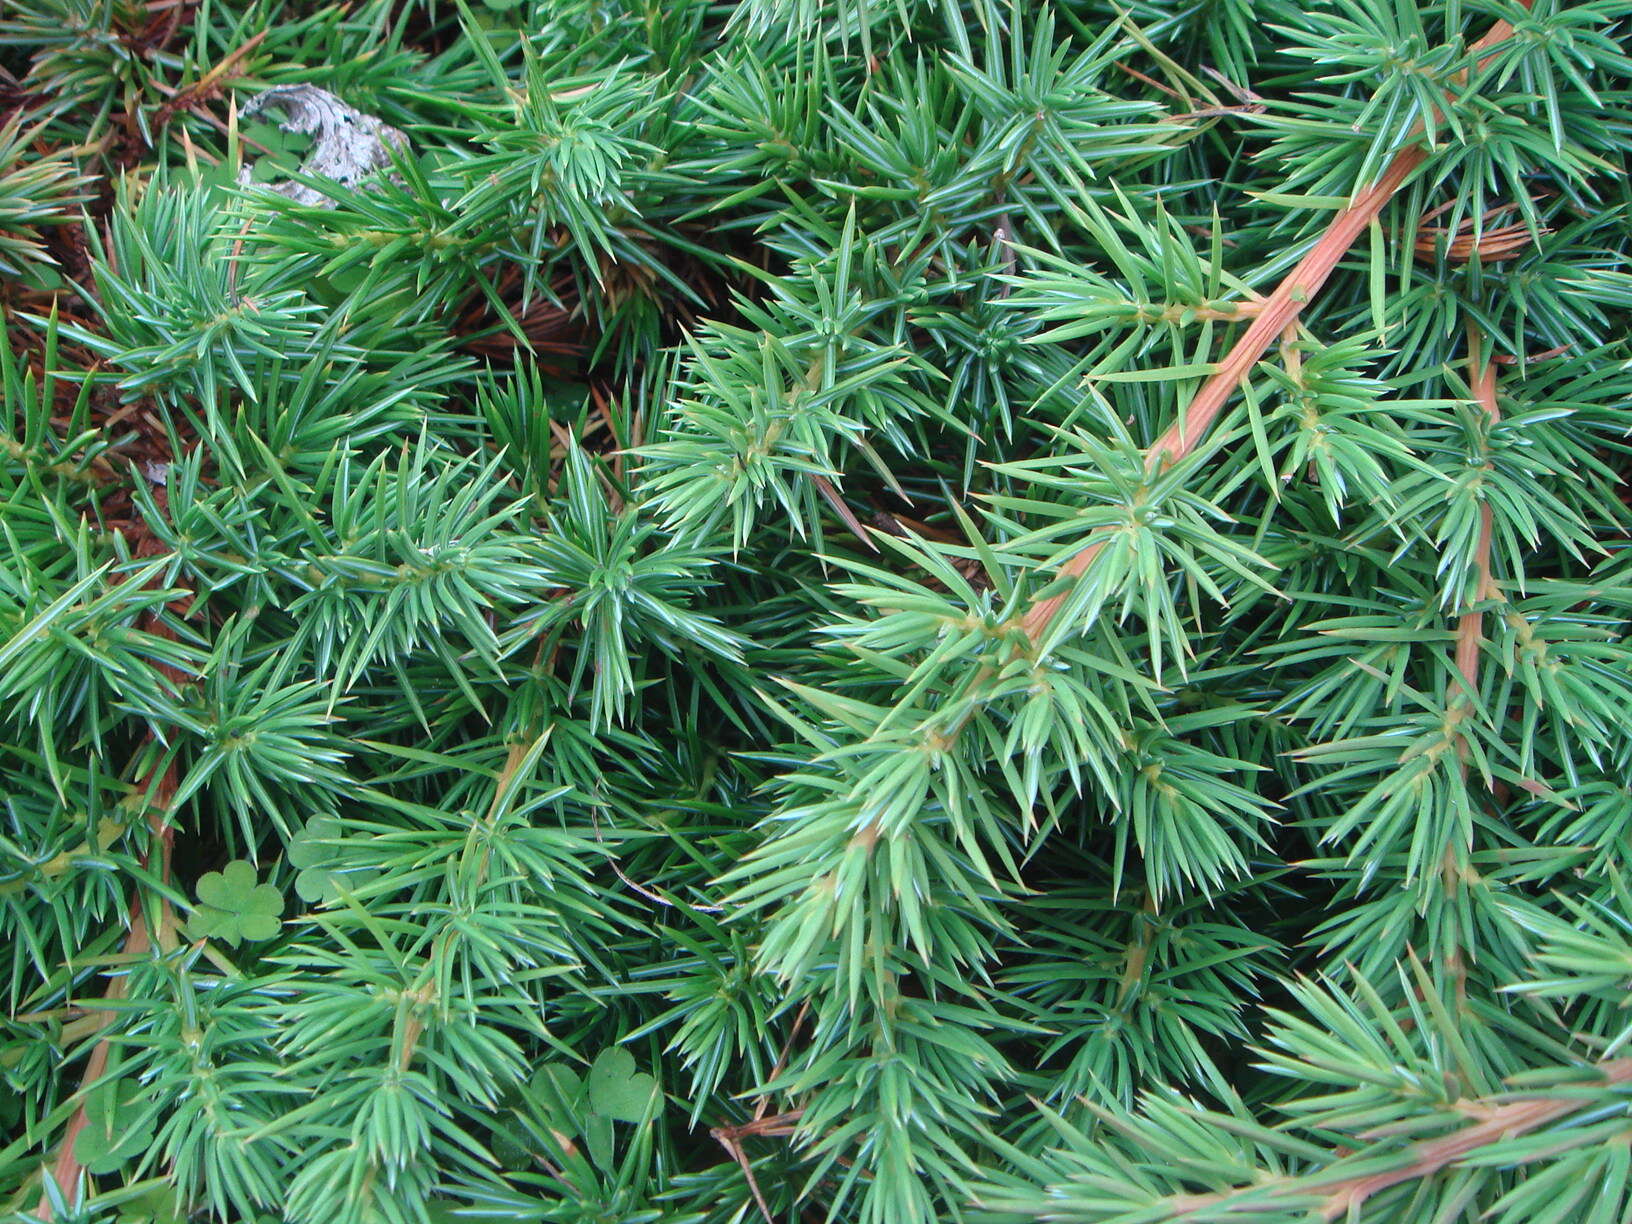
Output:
[
  {"xmin": 37, "ymin": 592, "xmax": 187, "ymax": 1219},
  {"xmin": 1321, "ymin": 1061, "xmax": 1632, "ymax": 1218},
  {"xmin": 1149, "ymin": 146, "xmax": 1428, "ymax": 472},
  {"xmin": 151, "ymin": 29, "xmax": 267, "ymax": 131},
  {"xmin": 1156, "ymin": 1058, "xmax": 1632, "ymax": 1221},
  {"xmin": 1453, "ymin": 340, "xmax": 1502, "ymax": 701},
  {"xmin": 38, "ymin": 756, "xmax": 176, "ymax": 1220},
  {"xmin": 1440, "ymin": 323, "xmax": 1497, "ymax": 993},
  {"xmin": 1019, "ymin": 5, "xmax": 1531, "ymax": 646},
  {"xmin": 39, "ymin": 920, "xmax": 153, "ymax": 1217},
  {"xmin": 712, "ymin": 1110, "xmax": 808, "ymax": 1224},
  {"xmin": 1018, "ymin": 144, "xmax": 1424, "ymax": 644}
]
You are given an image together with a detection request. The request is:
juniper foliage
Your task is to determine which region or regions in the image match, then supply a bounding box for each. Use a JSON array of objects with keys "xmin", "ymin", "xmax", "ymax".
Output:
[{"xmin": 2, "ymin": 0, "xmax": 1632, "ymax": 1222}]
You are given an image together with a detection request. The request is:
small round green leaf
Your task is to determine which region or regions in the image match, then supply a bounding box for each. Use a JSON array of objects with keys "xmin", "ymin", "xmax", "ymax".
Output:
[
  {"xmin": 74, "ymin": 1079, "xmax": 156, "ymax": 1175},
  {"xmin": 288, "ymin": 816, "xmax": 376, "ymax": 904},
  {"xmin": 586, "ymin": 1047, "xmax": 658, "ymax": 1123},
  {"xmin": 190, "ymin": 860, "xmax": 284, "ymax": 946}
]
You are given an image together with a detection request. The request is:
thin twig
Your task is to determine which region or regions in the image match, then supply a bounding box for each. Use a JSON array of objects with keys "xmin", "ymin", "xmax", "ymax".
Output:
[
  {"xmin": 1200, "ymin": 65, "xmax": 1265, "ymax": 106},
  {"xmin": 589, "ymin": 808, "xmax": 725, "ymax": 914},
  {"xmin": 756, "ymin": 1001, "xmax": 810, "ymax": 1121},
  {"xmin": 152, "ymin": 30, "xmax": 267, "ymax": 129},
  {"xmin": 35, "ymin": 541, "xmax": 194, "ymax": 1218},
  {"xmin": 707, "ymin": 1003, "xmax": 815, "ymax": 1224},
  {"xmin": 711, "ymin": 1110, "xmax": 807, "ymax": 1224}
]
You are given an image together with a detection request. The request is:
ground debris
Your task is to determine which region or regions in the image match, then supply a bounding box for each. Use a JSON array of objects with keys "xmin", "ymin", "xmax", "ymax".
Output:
[{"xmin": 236, "ymin": 84, "xmax": 407, "ymax": 206}]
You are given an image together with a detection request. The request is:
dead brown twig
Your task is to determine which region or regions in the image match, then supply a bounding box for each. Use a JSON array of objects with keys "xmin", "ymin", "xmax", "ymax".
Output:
[
  {"xmin": 151, "ymin": 30, "xmax": 267, "ymax": 131},
  {"xmin": 1414, "ymin": 198, "xmax": 1550, "ymax": 265},
  {"xmin": 710, "ymin": 1002, "xmax": 811, "ymax": 1224},
  {"xmin": 712, "ymin": 1111, "xmax": 806, "ymax": 1224},
  {"xmin": 814, "ymin": 474, "xmax": 878, "ymax": 552},
  {"xmin": 588, "ymin": 807, "xmax": 726, "ymax": 915}
]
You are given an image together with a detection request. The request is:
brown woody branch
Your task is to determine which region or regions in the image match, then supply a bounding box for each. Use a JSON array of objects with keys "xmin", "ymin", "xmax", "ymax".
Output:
[
  {"xmin": 1453, "ymin": 332, "xmax": 1502, "ymax": 709},
  {"xmin": 37, "ymin": 759, "xmax": 177, "ymax": 1220},
  {"xmin": 37, "ymin": 576, "xmax": 189, "ymax": 1218},
  {"xmin": 1018, "ymin": 5, "xmax": 1532, "ymax": 646},
  {"xmin": 1161, "ymin": 1057, "xmax": 1632, "ymax": 1221}
]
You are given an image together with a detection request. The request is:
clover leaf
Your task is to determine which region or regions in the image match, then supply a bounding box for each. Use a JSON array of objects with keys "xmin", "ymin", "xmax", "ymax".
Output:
[
  {"xmin": 586, "ymin": 1047, "xmax": 658, "ymax": 1124},
  {"xmin": 287, "ymin": 815, "xmax": 375, "ymax": 904},
  {"xmin": 508, "ymin": 1053, "xmax": 658, "ymax": 1171},
  {"xmin": 584, "ymin": 1112, "xmax": 616, "ymax": 1173},
  {"xmin": 488, "ymin": 1065, "xmax": 587, "ymax": 1167},
  {"xmin": 241, "ymin": 121, "xmax": 314, "ymax": 183},
  {"xmin": 189, "ymin": 860, "xmax": 283, "ymax": 946},
  {"xmin": 115, "ymin": 1185, "xmax": 186, "ymax": 1224},
  {"xmin": 74, "ymin": 1079, "xmax": 155, "ymax": 1175},
  {"xmin": 529, "ymin": 1062, "xmax": 587, "ymax": 1120}
]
